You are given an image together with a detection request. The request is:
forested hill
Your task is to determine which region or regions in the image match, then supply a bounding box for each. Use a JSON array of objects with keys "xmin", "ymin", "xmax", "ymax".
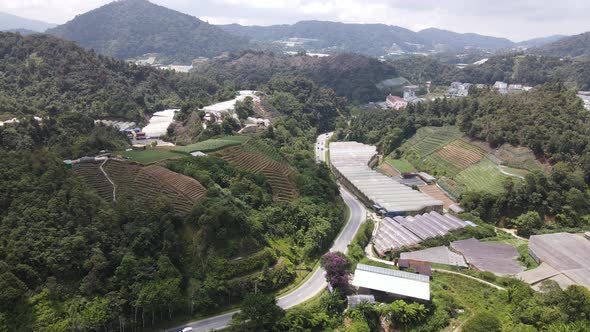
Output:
[
  {"xmin": 531, "ymin": 32, "xmax": 590, "ymax": 58},
  {"xmin": 389, "ymin": 53, "xmax": 590, "ymax": 90},
  {"xmin": 0, "ymin": 32, "xmax": 225, "ymax": 120},
  {"xmin": 417, "ymin": 28, "xmax": 514, "ymax": 50},
  {"xmin": 46, "ymin": 0, "xmax": 249, "ymax": 63},
  {"xmin": 198, "ymin": 51, "xmax": 397, "ymax": 103}
]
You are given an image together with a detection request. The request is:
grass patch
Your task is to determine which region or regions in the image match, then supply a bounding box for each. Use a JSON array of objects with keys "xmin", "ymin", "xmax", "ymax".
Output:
[
  {"xmin": 431, "ymin": 272, "xmax": 509, "ymax": 328},
  {"xmin": 455, "ymin": 158, "xmax": 513, "ymax": 194},
  {"xmin": 173, "ymin": 136, "xmax": 250, "ymax": 153},
  {"xmin": 384, "ymin": 157, "xmax": 416, "ymax": 173},
  {"xmin": 117, "ymin": 149, "xmax": 183, "ymax": 164}
]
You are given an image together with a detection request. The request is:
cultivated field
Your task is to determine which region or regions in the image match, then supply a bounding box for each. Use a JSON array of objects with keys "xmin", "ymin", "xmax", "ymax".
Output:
[
  {"xmin": 419, "ymin": 184, "xmax": 455, "ymax": 209},
  {"xmin": 74, "ymin": 159, "xmax": 206, "ymax": 215},
  {"xmin": 433, "ymin": 139, "xmax": 486, "ymax": 170},
  {"xmin": 173, "ymin": 136, "xmax": 250, "ymax": 153},
  {"xmin": 118, "ymin": 149, "xmax": 182, "ymax": 164},
  {"xmin": 215, "ymin": 146, "xmax": 299, "ymax": 202},
  {"xmin": 384, "ymin": 157, "xmax": 415, "ymax": 173},
  {"xmin": 398, "ymin": 126, "xmax": 531, "ymax": 195},
  {"xmin": 402, "ymin": 126, "xmax": 463, "ymax": 159},
  {"xmin": 455, "ymin": 158, "xmax": 513, "ymax": 194}
]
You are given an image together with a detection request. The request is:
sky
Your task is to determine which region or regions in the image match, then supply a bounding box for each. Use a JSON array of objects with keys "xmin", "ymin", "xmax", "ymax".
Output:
[{"xmin": 1, "ymin": 0, "xmax": 589, "ymax": 41}]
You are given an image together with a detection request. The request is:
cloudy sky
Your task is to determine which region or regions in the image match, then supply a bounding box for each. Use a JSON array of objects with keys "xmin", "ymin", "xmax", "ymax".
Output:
[{"xmin": 1, "ymin": 0, "xmax": 589, "ymax": 41}]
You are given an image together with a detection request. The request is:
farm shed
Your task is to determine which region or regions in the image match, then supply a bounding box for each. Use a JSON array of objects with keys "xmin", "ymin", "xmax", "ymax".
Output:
[
  {"xmin": 373, "ymin": 211, "xmax": 469, "ymax": 256},
  {"xmin": 351, "ymin": 264, "xmax": 430, "ymax": 301},
  {"xmin": 330, "ymin": 142, "xmax": 443, "ymax": 216},
  {"xmin": 417, "ymin": 172, "xmax": 436, "ymax": 183},
  {"xmin": 451, "ymin": 238, "xmax": 524, "ymax": 275},
  {"xmin": 528, "ymin": 233, "xmax": 590, "ymax": 289}
]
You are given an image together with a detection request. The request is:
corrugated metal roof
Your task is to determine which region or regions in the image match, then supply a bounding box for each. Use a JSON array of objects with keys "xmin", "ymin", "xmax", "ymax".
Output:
[
  {"xmin": 356, "ymin": 264, "xmax": 429, "ymax": 282},
  {"xmin": 352, "ymin": 264, "xmax": 430, "ymax": 300},
  {"xmin": 330, "ymin": 142, "xmax": 442, "ymax": 213}
]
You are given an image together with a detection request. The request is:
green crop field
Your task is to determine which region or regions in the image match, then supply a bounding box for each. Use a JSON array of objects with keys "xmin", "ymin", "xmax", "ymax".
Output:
[
  {"xmin": 118, "ymin": 149, "xmax": 183, "ymax": 164},
  {"xmin": 172, "ymin": 136, "xmax": 250, "ymax": 153},
  {"xmin": 402, "ymin": 126, "xmax": 463, "ymax": 159},
  {"xmin": 384, "ymin": 157, "xmax": 416, "ymax": 173},
  {"xmin": 455, "ymin": 158, "xmax": 513, "ymax": 194}
]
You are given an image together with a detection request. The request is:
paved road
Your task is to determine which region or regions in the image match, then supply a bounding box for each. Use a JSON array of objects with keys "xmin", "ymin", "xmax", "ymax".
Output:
[
  {"xmin": 166, "ymin": 186, "xmax": 366, "ymax": 332},
  {"xmin": 315, "ymin": 132, "xmax": 333, "ymax": 163}
]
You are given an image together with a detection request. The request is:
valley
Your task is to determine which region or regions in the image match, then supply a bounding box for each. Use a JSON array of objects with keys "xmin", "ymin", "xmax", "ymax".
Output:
[{"xmin": 1, "ymin": 1, "xmax": 590, "ymax": 332}]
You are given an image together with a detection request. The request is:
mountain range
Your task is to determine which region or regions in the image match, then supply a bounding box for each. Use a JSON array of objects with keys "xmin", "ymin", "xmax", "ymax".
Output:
[
  {"xmin": 28, "ymin": 0, "xmax": 590, "ymax": 62},
  {"xmin": 0, "ymin": 12, "xmax": 56, "ymax": 32},
  {"xmin": 46, "ymin": 0, "xmax": 248, "ymax": 63}
]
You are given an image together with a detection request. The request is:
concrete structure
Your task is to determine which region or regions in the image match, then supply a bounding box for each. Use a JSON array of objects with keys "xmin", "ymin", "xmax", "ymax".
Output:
[
  {"xmin": 330, "ymin": 142, "xmax": 442, "ymax": 216},
  {"xmin": 351, "ymin": 264, "xmax": 430, "ymax": 301},
  {"xmin": 493, "ymin": 81, "xmax": 508, "ymax": 94},
  {"xmin": 526, "ymin": 233, "xmax": 590, "ymax": 289},
  {"xmin": 386, "ymin": 95, "xmax": 408, "ymax": 110},
  {"xmin": 446, "ymin": 82, "xmax": 472, "ymax": 98},
  {"xmin": 578, "ymin": 92, "xmax": 590, "ymax": 111},
  {"xmin": 347, "ymin": 295, "xmax": 375, "ymax": 308}
]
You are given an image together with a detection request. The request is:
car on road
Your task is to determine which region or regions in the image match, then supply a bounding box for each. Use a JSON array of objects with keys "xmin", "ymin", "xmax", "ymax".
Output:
[{"xmin": 181, "ymin": 327, "xmax": 193, "ymax": 332}]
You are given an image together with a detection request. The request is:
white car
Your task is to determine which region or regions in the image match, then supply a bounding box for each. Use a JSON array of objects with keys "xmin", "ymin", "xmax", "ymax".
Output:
[{"xmin": 182, "ymin": 328, "xmax": 193, "ymax": 332}]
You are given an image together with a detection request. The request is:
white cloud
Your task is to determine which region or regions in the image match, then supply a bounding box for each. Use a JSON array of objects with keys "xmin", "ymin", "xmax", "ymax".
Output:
[{"xmin": 1, "ymin": 0, "xmax": 589, "ymax": 40}]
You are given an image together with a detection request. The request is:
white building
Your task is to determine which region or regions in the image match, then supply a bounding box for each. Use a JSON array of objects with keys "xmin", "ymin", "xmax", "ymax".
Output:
[{"xmin": 351, "ymin": 264, "xmax": 430, "ymax": 301}]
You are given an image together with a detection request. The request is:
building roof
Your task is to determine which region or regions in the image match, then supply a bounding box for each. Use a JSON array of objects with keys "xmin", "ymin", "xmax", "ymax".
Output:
[
  {"xmin": 401, "ymin": 246, "xmax": 467, "ymax": 267},
  {"xmin": 373, "ymin": 211, "xmax": 468, "ymax": 255},
  {"xmin": 330, "ymin": 142, "xmax": 442, "ymax": 214},
  {"xmin": 529, "ymin": 232, "xmax": 590, "ymax": 289},
  {"xmin": 351, "ymin": 264, "xmax": 430, "ymax": 301},
  {"xmin": 387, "ymin": 95, "xmax": 406, "ymax": 103}
]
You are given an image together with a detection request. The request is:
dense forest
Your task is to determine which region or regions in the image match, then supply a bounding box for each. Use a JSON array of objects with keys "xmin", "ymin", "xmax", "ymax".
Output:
[
  {"xmin": 531, "ymin": 32, "xmax": 590, "ymax": 58},
  {"xmin": 346, "ymin": 83, "xmax": 590, "ymax": 234},
  {"xmin": 197, "ymin": 51, "xmax": 396, "ymax": 103},
  {"xmin": 46, "ymin": 0, "xmax": 248, "ymax": 63},
  {"xmin": 0, "ymin": 30, "xmax": 350, "ymax": 330},
  {"xmin": 0, "ymin": 32, "xmax": 236, "ymax": 121},
  {"xmin": 390, "ymin": 53, "xmax": 590, "ymax": 90}
]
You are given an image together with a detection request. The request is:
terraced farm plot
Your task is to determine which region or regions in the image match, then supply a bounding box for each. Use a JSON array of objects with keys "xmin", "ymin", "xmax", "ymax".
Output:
[
  {"xmin": 73, "ymin": 159, "xmax": 206, "ymax": 215},
  {"xmin": 173, "ymin": 136, "xmax": 250, "ymax": 153},
  {"xmin": 455, "ymin": 158, "xmax": 513, "ymax": 194},
  {"xmin": 434, "ymin": 140, "xmax": 486, "ymax": 169},
  {"xmin": 402, "ymin": 126, "xmax": 463, "ymax": 159},
  {"xmin": 215, "ymin": 146, "xmax": 298, "ymax": 202}
]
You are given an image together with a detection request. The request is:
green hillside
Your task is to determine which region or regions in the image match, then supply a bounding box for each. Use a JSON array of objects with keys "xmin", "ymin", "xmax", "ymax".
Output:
[{"xmin": 47, "ymin": 0, "xmax": 249, "ymax": 63}]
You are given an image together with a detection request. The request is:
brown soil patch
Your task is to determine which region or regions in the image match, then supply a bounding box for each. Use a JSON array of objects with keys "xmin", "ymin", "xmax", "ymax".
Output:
[
  {"xmin": 419, "ymin": 184, "xmax": 456, "ymax": 210},
  {"xmin": 379, "ymin": 162, "xmax": 400, "ymax": 177}
]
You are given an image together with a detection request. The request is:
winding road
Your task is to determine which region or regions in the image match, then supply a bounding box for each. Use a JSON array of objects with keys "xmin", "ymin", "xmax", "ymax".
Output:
[{"xmin": 165, "ymin": 135, "xmax": 367, "ymax": 332}]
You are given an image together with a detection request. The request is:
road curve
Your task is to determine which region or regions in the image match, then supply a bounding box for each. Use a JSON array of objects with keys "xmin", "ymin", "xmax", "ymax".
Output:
[{"xmin": 165, "ymin": 186, "xmax": 366, "ymax": 332}]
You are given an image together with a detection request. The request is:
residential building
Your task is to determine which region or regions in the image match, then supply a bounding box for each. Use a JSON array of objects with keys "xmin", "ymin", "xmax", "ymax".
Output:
[
  {"xmin": 386, "ymin": 95, "xmax": 408, "ymax": 110},
  {"xmin": 446, "ymin": 82, "xmax": 472, "ymax": 98},
  {"xmin": 493, "ymin": 81, "xmax": 508, "ymax": 94}
]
